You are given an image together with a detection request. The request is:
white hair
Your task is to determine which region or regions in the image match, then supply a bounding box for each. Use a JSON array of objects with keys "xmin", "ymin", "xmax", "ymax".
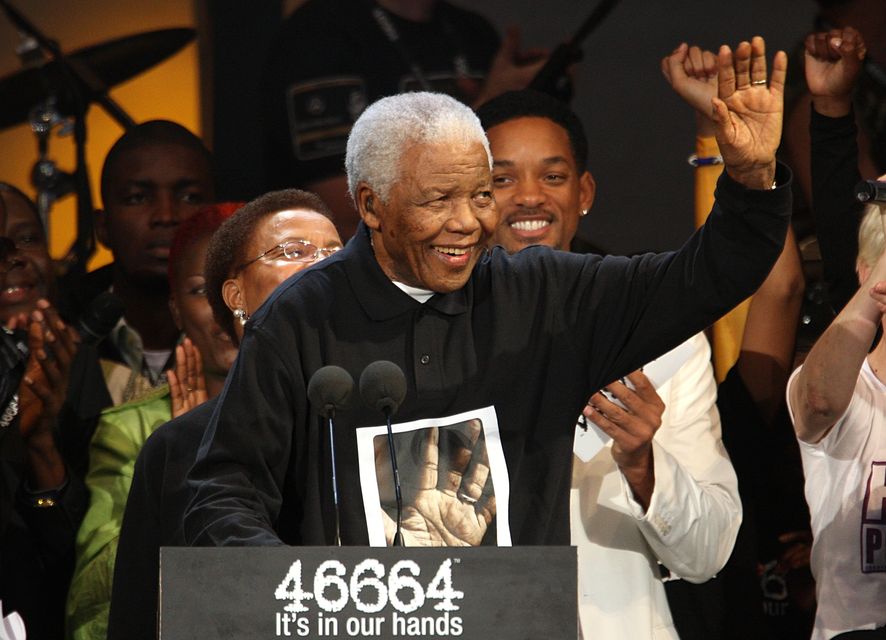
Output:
[{"xmin": 345, "ymin": 92, "xmax": 492, "ymax": 203}]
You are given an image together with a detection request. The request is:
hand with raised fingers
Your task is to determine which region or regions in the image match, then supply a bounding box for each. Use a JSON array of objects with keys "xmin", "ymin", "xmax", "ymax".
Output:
[
  {"xmin": 471, "ymin": 27, "xmax": 548, "ymax": 107},
  {"xmin": 18, "ymin": 299, "xmax": 78, "ymax": 443},
  {"xmin": 167, "ymin": 337, "xmax": 208, "ymax": 418},
  {"xmin": 711, "ymin": 36, "xmax": 787, "ymax": 189},
  {"xmin": 804, "ymin": 27, "xmax": 866, "ymax": 117},
  {"xmin": 584, "ymin": 370, "xmax": 665, "ymax": 508},
  {"xmin": 378, "ymin": 419, "xmax": 495, "ymax": 547}
]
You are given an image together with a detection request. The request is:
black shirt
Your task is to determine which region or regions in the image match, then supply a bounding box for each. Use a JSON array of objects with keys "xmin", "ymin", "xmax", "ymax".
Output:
[
  {"xmin": 185, "ymin": 167, "xmax": 792, "ymax": 549},
  {"xmin": 262, "ymin": 0, "xmax": 500, "ymax": 189}
]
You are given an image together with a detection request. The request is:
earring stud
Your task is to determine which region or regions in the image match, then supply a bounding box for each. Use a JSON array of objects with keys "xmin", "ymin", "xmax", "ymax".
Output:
[{"xmin": 233, "ymin": 308, "xmax": 249, "ymax": 326}]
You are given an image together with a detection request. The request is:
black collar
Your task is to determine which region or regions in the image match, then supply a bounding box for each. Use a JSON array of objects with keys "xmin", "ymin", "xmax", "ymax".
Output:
[{"xmin": 342, "ymin": 222, "xmax": 472, "ymax": 320}]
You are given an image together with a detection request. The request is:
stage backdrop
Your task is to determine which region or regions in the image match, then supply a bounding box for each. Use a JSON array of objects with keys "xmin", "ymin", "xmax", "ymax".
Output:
[
  {"xmin": 205, "ymin": 0, "xmax": 817, "ymax": 255},
  {"xmin": 0, "ymin": 0, "xmax": 816, "ymax": 266},
  {"xmin": 0, "ymin": 0, "xmax": 200, "ymax": 268}
]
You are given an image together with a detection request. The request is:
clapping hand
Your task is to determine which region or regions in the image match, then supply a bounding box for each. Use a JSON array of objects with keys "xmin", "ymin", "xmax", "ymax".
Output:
[
  {"xmin": 15, "ymin": 300, "xmax": 77, "ymax": 443},
  {"xmin": 10, "ymin": 300, "xmax": 78, "ymax": 488},
  {"xmin": 167, "ymin": 337, "xmax": 208, "ymax": 418},
  {"xmin": 584, "ymin": 370, "xmax": 665, "ymax": 509}
]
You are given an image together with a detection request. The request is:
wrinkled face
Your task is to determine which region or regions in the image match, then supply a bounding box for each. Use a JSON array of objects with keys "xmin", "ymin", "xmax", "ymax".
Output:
[
  {"xmin": 99, "ymin": 143, "xmax": 214, "ymax": 287},
  {"xmin": 0, "ymin": 189, "xmax": 53, "ymax": 323},
  {"xmin": 232, "ymin": 209, "xmax": 342, "ymax": 339},
  {"xmin": 170, "ymin": 234, "xmax": 237, "ymax": 377},
  {"xmin": 486, "ymin": 117, "xmax": 594, "ymax": 253},
  {"xmin": 363, "ymin": 139, "xmax": 497, "ymax": 293}
]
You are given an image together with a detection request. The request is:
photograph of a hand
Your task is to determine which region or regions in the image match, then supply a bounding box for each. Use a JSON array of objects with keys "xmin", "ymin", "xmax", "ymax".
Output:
[{"xmin": 374, "ymin": 418, "xmax": 496, "ymax": 547}]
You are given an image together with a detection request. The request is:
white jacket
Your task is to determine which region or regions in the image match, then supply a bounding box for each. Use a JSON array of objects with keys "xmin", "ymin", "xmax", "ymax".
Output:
[{"xmin": 572, "ymin": 333, "xmax": 742, "ymax": 639}]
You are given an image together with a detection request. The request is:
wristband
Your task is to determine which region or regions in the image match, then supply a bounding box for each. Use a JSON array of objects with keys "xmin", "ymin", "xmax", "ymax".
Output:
[{"xmin": 687, "ymin": 153, "xmax": 723, "ymax": 167}]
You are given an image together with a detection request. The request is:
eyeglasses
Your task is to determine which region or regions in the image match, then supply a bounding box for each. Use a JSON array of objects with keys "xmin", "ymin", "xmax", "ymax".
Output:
[{"xmin": 236, "ymin": 239, "xmax": 342, "ymax": 274}]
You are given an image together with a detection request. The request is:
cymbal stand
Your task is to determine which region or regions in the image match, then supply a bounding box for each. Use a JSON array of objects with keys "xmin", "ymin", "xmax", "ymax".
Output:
[
  {"xmin": 0, "ymin": 0, "xmax": 136, "ymax": 275},
  {"xmin": 29, "ymin": 98, "xmax": 75, "ymax": 234}
]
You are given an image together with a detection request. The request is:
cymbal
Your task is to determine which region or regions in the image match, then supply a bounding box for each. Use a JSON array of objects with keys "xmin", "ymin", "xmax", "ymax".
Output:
[{"xmin": 0, "ymin": 27, "xmax": 195, "ymax": 131}]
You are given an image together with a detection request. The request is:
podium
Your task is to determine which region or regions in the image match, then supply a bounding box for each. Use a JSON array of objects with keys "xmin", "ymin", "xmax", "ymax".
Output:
[{"xmin": 159, "ymin": 546, "xmax": 576, "ymax": 639}]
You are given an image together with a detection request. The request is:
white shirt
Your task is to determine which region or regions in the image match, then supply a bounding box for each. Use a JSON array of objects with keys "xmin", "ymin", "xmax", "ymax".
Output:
[
  {"xmin": 571, "ymin": 333, "xmax": 742, "ymax": 639},
  {"xmin": 787, "ymin": 359, "xmax": 886, "ymax": 640}
]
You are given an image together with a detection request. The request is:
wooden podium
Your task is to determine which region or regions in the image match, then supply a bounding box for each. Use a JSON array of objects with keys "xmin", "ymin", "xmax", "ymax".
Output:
[{"xmin": 159, "ymin": 546, "xmax": 576, "ymax": 639}]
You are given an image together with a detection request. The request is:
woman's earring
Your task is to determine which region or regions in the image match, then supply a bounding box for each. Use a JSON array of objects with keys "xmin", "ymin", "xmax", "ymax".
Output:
[
  {"xmin": 580, "ymin": 209, "xmax": 589, "ymax": 217},
  {"xmin": 233, "ymin": 308, "xmax": 249, "ymax": 326}
]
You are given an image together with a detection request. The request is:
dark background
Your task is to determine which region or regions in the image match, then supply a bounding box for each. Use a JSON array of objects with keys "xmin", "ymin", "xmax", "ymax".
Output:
[{"xmin": 206, "ymin": 0, "xmax": 818, "ymax": 255}]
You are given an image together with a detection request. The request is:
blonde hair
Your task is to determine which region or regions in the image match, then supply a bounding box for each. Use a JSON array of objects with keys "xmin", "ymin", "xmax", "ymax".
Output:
[{"xmin": 856, "ymin": 202, "xmax": 886, "ymax": 272}]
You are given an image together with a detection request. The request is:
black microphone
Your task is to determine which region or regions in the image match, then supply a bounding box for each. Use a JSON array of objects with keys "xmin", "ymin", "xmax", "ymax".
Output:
[
  {"xmin": 307, "ymin": 365, "xmax": 354, "ymax": 546},
  {"xmin": 78, "ymin": 292, "xmax": 124, "ymax": 345},
  {"xmin": 855, "ymin": 179, "xmax": 886, "ymax": 204},
  {"xmin": 359, "ymin": 360, "xmax": 407, "ymax": 546}
]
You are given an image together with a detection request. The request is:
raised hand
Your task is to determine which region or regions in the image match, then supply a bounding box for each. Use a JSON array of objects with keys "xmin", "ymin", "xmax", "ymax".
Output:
[
  {"xmin": 471, "ymin": 27, "xmax": 548, "ymax": 107},
  {"xmin": 167, "ymin": 337, "xmax": 208, "ymax": 418},
  {"xmin": 583, "ymin": 370, "xmax": 665, "ymax": 509},
  {"xmin": 378, "ymin": 420, "xmax": 495, "ymax": 547},
  {"xmin": 805, "ymin": 27, "xmax": 866, "ymax": 117},
  {"xmin": 710, "ymin": 36, "xmax": 787, "ymax": 189},
  {"xmin": 662, "ymin": 43, "xmax": 719, "ymax": 118}
]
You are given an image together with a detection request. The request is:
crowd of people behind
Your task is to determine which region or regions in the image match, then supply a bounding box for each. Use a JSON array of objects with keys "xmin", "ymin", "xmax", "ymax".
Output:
[{"xmin": 0, "ymin": 0, "xmax": 884, "ymax": 639}]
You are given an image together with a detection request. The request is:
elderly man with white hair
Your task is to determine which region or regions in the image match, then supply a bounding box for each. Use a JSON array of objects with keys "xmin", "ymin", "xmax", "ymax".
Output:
[{"xmin": 185, "ymin": 39, "xmax": 791, "ymax": 548}]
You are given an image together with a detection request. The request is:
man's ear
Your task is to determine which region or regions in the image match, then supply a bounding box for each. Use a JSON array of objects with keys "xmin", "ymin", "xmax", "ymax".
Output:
[
  {"xmin": 94, "ymin": 208, "xmax": 111, "ymax": 248},
  {"xmin": 579, "ymin": 171, "xmax": 596, "ymax": 214},
  {"xmin": 356, "ymin": 183, "xmax": 382, "ymax": 231},
  {"xmin": 168, "ymin": 295, "xmax": 183, "ymax": 331},
  {"xmin": 222, "ymin": 278, "xmax": 244, "ymax": 315}
]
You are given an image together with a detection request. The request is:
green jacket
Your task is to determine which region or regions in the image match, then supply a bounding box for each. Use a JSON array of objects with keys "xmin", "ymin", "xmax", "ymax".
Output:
[{"xmin": 66, "ymin": 385, "xmax": 171, "ymax": 640}]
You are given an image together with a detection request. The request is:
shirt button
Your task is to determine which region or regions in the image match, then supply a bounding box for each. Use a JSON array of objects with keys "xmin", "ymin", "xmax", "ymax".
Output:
[{"xmin": 420, "ymin": 354, "xmax": 430, "ymax": 365}]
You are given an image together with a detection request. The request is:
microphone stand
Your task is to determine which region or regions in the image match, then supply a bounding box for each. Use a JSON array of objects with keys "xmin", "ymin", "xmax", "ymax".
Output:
[
  {"xmin": 326, "ymin": 412, "xmax": 342, "ymax": 546},
  {"xmin": 0, "ymin": 0, "xmax": 137, "ymax": 275},
  {"xmin": 384, "ymin": 408, "xmax": 404, "ymax": 546}
]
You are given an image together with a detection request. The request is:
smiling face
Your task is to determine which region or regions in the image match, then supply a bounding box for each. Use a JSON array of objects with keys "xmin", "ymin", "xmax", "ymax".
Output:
[
  {"xmin": 359, "ymin": 139, "xmax": 497, "ymax": 293},
  {"xmin": 486, "ymin": 117, "xmax": 595, "ymax": 253},
  {"xmin": 238, "ymin": 209, "xmax": 342, "ymax": 312},
  {"xmin": 224, "ymin": 208, "xmax": 342, "ymax": 341},
  {"xmin": 98, "ymin": 143, "xmax": 214, "ymax": 287},
  {"xmin": 170, "ymin": 234, "xmax": 237, "ymax": 377},
  {"xmin": 0, "ymin": 188, "xmax": 53, "ymax": 323}
]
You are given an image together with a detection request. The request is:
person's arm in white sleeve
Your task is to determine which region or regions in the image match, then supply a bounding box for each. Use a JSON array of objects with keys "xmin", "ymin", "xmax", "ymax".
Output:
[{"xmin": 619, "ymin": 334, "xmax": 742, "ymax": 582}]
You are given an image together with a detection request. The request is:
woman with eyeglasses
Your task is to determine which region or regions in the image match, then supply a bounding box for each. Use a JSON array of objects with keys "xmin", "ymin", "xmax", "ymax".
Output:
[{"xmin": 104, "ymin": 189, "xmax": 341, "ymax": 640}]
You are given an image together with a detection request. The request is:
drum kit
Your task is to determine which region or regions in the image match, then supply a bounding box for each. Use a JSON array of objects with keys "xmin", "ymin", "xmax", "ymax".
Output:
[{"xmin": 0, "ymin": 0, "xmax": 194, "ymax": 274}]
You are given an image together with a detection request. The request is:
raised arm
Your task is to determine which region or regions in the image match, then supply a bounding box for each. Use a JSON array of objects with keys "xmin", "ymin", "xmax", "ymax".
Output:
[
  {"xmin": 807, "ymin": 27, "xmax": 868, "ymax": 314},
  {"xmin": 663, "ymin": 42, "xmax": 751, "ymax": 381},
  {"xmin": 737, "ymin": 225, "xmax": 804, "ymax": 424},
  {"xmin": 566, "ymin": 37, "xmax": 791, "ymax": 392},
  {"xmin": 789, "ymin": 246, "xmax": 885, "ymax": 443},
  {"xmin": 711, "ymin": 37, "xmax": 786, "ymax": 190}
]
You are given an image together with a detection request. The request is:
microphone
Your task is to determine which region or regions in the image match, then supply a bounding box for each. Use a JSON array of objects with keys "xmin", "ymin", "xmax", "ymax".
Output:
[
  {"xmin": 359, "ymin": 360, "xmax": 407, "ymax": 546},
  {"xmin": 855, "ymin": 179, "xmax": 886, "ymax": 204},
  {"xmin": 78, "ymin": 292, "xmax": 124, "ymax": 345},
  {"xmin": 307, "ymin": 365, "xmax": 354, "ymax": 546}
]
